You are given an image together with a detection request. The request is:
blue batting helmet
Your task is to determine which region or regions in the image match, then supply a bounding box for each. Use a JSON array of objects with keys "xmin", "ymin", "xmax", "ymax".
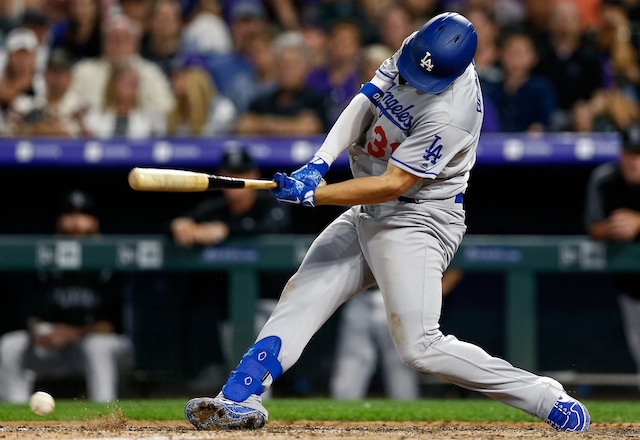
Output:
[{"xmin": 397, "ymin": 12, "xmax": 477, "ymax": 94}]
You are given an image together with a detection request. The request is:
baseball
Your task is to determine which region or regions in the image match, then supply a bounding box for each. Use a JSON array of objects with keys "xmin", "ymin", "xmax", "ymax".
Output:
[{"xmin": 29, "ymin": 391, "xmax": 55, "ymax": 416}]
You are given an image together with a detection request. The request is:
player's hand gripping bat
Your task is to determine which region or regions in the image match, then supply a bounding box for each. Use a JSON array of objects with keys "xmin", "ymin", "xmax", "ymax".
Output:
[{"xmin": 128, "ymin": 167, "xmax": 279, "ymax": 192}]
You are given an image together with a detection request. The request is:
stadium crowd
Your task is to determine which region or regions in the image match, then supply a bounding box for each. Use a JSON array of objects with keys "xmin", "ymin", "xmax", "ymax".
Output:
[{"xmin": 1, "ymin": 0, "xmax": 640, "ymax": 138}]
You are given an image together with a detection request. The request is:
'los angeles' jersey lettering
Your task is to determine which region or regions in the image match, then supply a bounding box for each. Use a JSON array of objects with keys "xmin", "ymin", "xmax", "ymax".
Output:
[{"xmin": 378, "ymin": 91, "xmax": 414, "ymax": 130}]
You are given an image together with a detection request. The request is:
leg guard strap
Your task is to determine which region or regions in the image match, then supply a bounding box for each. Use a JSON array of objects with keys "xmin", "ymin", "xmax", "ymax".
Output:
[{"xmin": 223, "ymin": 336, "xmax": 283, "ymax": 402}]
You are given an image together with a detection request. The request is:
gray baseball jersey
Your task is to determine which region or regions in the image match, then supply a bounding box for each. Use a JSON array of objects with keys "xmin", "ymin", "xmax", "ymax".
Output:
[
  {"xmin": 254, "ymin": 41, "xmax": 565, "ymax": 423},
  {"xmin": 351, "ymin": 61, "xmax": 481, "ymax": 201}
]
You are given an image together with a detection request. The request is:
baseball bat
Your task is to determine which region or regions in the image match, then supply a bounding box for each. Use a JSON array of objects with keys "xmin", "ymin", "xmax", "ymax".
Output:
[{"xmin": 128, "ymin": 167, "xmax": 279, "ymax": 192}]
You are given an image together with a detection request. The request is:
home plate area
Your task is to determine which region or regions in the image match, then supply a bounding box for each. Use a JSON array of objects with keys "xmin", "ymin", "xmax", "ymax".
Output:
[{"xmin": 1, "ymin": 420, "xmax": 639, "ymax": 439}]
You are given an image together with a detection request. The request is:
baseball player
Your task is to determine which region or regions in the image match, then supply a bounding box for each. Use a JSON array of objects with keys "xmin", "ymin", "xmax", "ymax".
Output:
[
  {"xmin": 184, "ymin": 12, "xmax": 590, "ymax": 431},
  {"xmin": 584, "ymin": 123, "xmax": 640, "ymax": 390}
]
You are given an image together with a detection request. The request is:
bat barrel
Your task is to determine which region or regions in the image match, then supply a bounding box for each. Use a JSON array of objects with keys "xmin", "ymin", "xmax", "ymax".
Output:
[
  {"xmin": 128, "ymin": 168, "xmax": 210, "ymax": 192},
  {"xmin": 128, "ymin": 168, "xmax": 280, "ymax": 191}
]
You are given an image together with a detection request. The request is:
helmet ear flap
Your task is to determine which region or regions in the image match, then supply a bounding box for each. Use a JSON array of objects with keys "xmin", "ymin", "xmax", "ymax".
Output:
[{"xmin": 397, "ymin": 12, "xmax": 477, "ymax": 94}]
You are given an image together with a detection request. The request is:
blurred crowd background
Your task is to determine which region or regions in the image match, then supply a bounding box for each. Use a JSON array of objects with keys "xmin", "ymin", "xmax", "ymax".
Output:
[
  {"xmin": 1, "ymin": 0, "xmax": 640, "ymax": 401},
  {"xmin": 2, "ymin": 0, "xmax": 640, "ymax": 138},
  {"xmin": 0, "ymin": 0, "xmax": 638, "ymax": 235}
]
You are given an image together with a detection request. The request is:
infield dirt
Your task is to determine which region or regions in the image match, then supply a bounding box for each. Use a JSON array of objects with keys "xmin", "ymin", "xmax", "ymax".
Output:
[{"xmin": 1, "ymin": 420, "xmax": 639, "ymax": 439}]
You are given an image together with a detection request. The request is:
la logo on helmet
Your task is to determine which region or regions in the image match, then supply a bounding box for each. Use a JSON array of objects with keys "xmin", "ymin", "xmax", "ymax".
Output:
[{"xmin": 419, "ymin": 52, "xmax": 434, "ymax": 72}]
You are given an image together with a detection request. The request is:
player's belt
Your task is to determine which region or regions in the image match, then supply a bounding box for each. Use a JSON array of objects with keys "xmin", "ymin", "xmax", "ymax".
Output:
[{"xmin": 398, "ymin": 193, "xmax": 463, "ymax": 204}]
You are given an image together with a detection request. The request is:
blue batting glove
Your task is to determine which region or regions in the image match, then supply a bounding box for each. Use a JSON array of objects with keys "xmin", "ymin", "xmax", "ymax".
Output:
[
  {"xmin": 290, "ymin": 156, "xmax": 329, "ymax": 188},
  {"xmin": 272, "ymin": 172, "xmax": 317, "ymax": 207}
]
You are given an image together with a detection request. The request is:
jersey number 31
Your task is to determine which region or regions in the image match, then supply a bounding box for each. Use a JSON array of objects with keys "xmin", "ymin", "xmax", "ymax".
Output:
[{"xmin": 367, "ymin": 126, "xmax": 400, "ymax": 158}]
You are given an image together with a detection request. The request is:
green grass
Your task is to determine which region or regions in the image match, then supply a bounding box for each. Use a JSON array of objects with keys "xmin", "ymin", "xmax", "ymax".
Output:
[{"xmin": 1, "ymin": 398, "xmax": 639, "ymax": 423}]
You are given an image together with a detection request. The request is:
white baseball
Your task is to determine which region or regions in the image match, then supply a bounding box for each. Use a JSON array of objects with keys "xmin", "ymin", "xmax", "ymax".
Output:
[{"xmin": 29, "ymin": 391, "xmax": 55, "ymax": 416}]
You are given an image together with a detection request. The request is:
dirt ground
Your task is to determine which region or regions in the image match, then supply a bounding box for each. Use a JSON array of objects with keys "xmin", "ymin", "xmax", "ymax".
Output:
[{"xmin": 1, "ymin": 420, "xmax": 639, "ymax": 440}]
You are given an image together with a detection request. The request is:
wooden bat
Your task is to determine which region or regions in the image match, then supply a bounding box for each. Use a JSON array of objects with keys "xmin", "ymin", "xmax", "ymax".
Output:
[{"xmin": 128, "ymin": 167, "xmax": 279, "ymax": 192}]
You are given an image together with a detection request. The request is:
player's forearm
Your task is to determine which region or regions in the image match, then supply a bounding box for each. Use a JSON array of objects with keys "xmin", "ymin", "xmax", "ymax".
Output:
[
  {"xmin": 314, "ymin": 165, "xmax": 420, "ymax": 206},
  {"xmin": 313, "ymin": 93, "xmax": 374, "ymax": 165},
  {"xmin": 313, "ymin": 177, "xmax": 400, "ymax": 205}
]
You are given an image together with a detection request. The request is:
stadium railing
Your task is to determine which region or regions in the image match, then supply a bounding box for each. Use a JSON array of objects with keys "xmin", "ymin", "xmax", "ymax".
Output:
[{"xmin": 0, "ymin": 233, "xmax": 637, "ymax": 376}]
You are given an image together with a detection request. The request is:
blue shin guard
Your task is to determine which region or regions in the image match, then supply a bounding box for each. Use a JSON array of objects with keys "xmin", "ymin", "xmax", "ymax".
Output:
[{"xmin": 222, "ymin": 336, "xmax": 283, "ymax": 402}]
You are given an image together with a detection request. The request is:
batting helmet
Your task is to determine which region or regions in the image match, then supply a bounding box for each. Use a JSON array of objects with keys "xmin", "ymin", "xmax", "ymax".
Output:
[{"xmin": 397, "ymin": 12, "xmax": 477, "ymax": 94}]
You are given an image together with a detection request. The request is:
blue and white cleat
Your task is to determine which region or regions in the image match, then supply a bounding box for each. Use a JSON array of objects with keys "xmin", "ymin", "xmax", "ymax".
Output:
[
  {"xmin": 184, "ymin": 392, "xmax": 268, "ymax": 430},
  {"xmin": 545, "ymin": 392, "xmax": 590, "ymax": 432}
]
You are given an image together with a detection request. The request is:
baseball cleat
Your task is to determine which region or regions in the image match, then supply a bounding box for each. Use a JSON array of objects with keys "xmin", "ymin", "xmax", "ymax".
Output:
[
  {"xmin": 545, "ymin": 392, "xmax": 590, "ymax": 431},
  {"xmin": 184, "ymin": 393, "xmax": 267, "ymax": 430}
]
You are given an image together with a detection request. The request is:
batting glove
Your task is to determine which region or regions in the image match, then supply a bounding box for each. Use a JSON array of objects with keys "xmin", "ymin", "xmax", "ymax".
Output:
[
  {"xmin": 290, "ymin": 156, "xmax": 329, "ymax": 188},
  {"xmin": 271, "ymin": 172, "xmax": 317, "ymax": 207}
]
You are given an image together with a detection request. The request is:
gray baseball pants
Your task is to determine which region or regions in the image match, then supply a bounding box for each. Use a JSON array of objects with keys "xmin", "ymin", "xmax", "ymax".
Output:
[{"xmin": 257, "ymin": 200, "xmax": 563, "ymax": 420}]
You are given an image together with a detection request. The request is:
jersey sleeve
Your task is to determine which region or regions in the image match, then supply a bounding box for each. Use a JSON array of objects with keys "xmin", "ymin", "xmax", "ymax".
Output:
[
  {"xmin": 389, "ymin": 122, "xmax": 475, "ymax": 179},
  {"xmin": 312, "ymin": 32, "xmax": 415, "ymax": 166}
]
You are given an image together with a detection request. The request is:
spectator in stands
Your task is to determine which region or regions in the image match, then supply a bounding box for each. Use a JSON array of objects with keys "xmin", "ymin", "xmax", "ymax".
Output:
[
  {"xmin": 357, "ymin": 0, "xmax": 397, "ymax": 44},
  {"xmin": 49, "ymin": 0, "xmax": 104, "ymax": 61},
  {"xmin": 584, "ymin": 2, "xmax": 640, "ymax": 133},
  {"xmin": 181, "ymin": 0, "xmax": 232, "ymax": 57},
  {"xmin": 309, "ymin": 0, "xmax": 378, "ymax": 46},
  {"xmin": 447, "ymin": 0, "xmax": 525, "ymax": 29},
  {"xmin": 306, "ymin": 18, "xmax": 363, "ymax": 126},
  {"xmin": 482, "ymin": 28, "xmax": 557, "ymax": 133},
  {"xmin": 0, "ymin": 10, "xmax": 10, "ymax": 44},
  {"xmin": 584, "ymin": 122, "xmax": 640, "ymax": 391},
  {"xmin": 244, "ymin": 29, "xmax": 278, "ymax": 100},
  {"xmin": 0, "ymin": 189, "xmax": 135, "ymax": 403},
  {"xmin": 377, "ymin": 4, "xmax": 414, "ymax": 52},
  {"xmin": 464, "ymin": 6, "xmax": 501, "ymax": 84},
  {"xmin": 520, "ymin": 0, "xmax": 552, "ymax": 47},
  {"xmin": 67, "ymin": 13, "xmax": 175, "ymax": 118},
  {"xmin": 400, "ymin": 0, "xmax": 442, "ymax": 31},
  {"xmin": 119, "ymin": 0, "xmax": 153, "ymax": 39},
  {"xmin": 0, "ymin": 0, "xmax": 46, "ymax": 24},
  {"xmin": 235, "ymin": 31, "xmax": 326, "ymax": 136},
  {"xmin": 46, "ymin": 0, "xmax": 70, "ymax": 24},
  {"xmin": 0, "ymin": 27, "xmax": 44, "ymax": 135},
  {"xmin": 206, "ymin": 0, "xmax": 268, "ymax": 114},
  {"xmin": 573, "ymin": 0, "xmax": 602, "ymax": 35},
  {"xmin": 17, "ymin": 8, "xmax": 50, "ymax": 73},
  {"xmin": 359, "ymin": 44, "xmax": 392, "ymax": 87},
  {"xmin": 97, "ymin": 0, "xmax": 118, "ymax": 16},
  {"xmin": 166, "ymin": 55, "xmax": 237, "ymax": 136},
  {"xmin": 597, "ymin": 1, "xmax": 640, "ymax": 90},
  {"xmin": 463, "ymin": 6, "xmax": 502, "ymax": 133},
  {"xmin": 140, "ymin": 0, "xmax": 184, "ymax": 77},
  {"xmin": 9, "ymin": 48, "xmax": 88, "ymax": 137},
  {"xmin": 452, "ymin": 3, "xmax": 503, "ymax": 133},
  {"xmin": 533, "ymin": 0, "xmax": 604, "ymax": 132},
  {"xmin": 298, "ymin": 11, "xmax": 329, "ymax": 71},
  {"xmin": 83, "ymin": 61, "xmax": 166, "ymax": 138},
  {"xmin": 626, "ymin": 0, "xmax": 640, "ymax": 39},
  {"xmin": 169, "ymin": 146, "xmax": 291, "ymax": 395},
  {"xmin": 265, "ymin": 0, "xmax": 299, "ymax": 31}
]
